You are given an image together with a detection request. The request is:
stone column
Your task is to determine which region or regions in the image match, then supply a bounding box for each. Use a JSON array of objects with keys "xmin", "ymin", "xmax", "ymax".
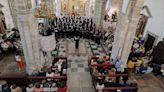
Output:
[
  {"xmin": 55, "ymin": 0, "xmax": 61, "ymax": 17},
  {"xmin": 85, "ymin": 0, "xmax": 90, "ymax": 16},
  {"xmin": 100, "ymin": 0, "xmax": 107, "ymax": 29},
  {"xmin": 93, "ymin": 0, "xmax": 107, "ymax": 28},
  {"xmin": 14, "ymin": 0, "xmax": 42, "ymax": 74},
  {"xmin": 93, "ymin": 0, "xmax": 103, "ymax": 28},
  {"xmin": 111, "ymin": 0, "xmax": 145, "ymax": 67},
  {"xmin": 121, "ymin": 0, "xmax": 145, "ymax": 67}
]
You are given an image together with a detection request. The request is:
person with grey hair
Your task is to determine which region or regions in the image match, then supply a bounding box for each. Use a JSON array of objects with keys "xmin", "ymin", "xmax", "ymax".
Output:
[{"xmin": 26, "ymin": 84, "xmax": 34, "ymax": 92}]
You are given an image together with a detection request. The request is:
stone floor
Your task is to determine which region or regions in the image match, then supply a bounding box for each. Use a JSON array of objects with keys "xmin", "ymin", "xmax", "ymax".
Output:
[
  {"xmin": 0, "ymin": 38, "xmax": 164, "ymax": 92},
  {"xmin": 0, "ymin": 54, "xmax": 25, "ymax": 75},
  {"xmin": 57, "ymin": 39, "xmax": 95, "ymax": 92},
  {"xmin": 130, "ymin": 74, "xmax": 164, "ymax": 92}
]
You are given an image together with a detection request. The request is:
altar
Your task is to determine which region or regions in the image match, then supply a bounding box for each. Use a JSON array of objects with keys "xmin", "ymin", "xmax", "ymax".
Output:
[{"xmin": 61, "ymin": 0, "xmax": 87, "ymax": 15}]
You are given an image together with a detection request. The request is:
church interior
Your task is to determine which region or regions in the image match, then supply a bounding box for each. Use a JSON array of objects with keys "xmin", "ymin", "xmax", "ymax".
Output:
[{"xmin": 0, "ymin": 0, "xmax": 164, "ymax": 92}]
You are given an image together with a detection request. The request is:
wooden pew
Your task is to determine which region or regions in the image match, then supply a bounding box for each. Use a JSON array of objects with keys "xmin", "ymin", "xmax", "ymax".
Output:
[
  {"xmin": 90, "ymin": 64, "xmax": 114, "ymax": 67},
  {"xmin": 103, "ymin": 86, "xmax": 138, "ymax": 92},
  {"xmin": 0, "ymin": 73, "xmax": 26, "ymax": 86},
  {"xmin": 26, "ymin": 76, "xmax": 67, "ymax": 79},
  {"xmin": 0, "ymin": 74, "xmax": 67, "ymax": 86},
  {"xmin": 53, "ymin": 56, "xmax": 67, "ymax": 61},
  {"xmin": 99, "ymin": 74, "xmax": 128, "ymax": 77}
]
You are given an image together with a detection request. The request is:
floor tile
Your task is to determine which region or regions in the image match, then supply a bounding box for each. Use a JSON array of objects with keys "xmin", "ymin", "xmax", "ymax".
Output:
[
  {"xmin": 71, "ymin": 68, "xmax": 78, "ymax": 72},
  {"xmin": 77, "ymin": 64, "xmax": 84, "ymax": 68},
  {"xmin": 84, "ymin": 67, "xmax": 90, "ymax": 72},
  {"xmin": 78, "ymin": 68, "xmax": 85, "ymax": 72}
]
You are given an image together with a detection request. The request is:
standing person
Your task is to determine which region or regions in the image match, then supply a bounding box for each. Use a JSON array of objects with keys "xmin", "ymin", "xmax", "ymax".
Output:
[
  {"xmin": 74, "ymin": 36, "xmax": 80, "ymax": 50},
  {"xmin": 15, "ymin": 54, "xmax": 23, "ymax": 71}
]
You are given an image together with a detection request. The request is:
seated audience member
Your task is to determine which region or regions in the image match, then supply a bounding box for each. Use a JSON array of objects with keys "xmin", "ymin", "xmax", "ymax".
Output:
[
  {"xmin": 140, "ymin": 64, "xmax": 148, "ymax": 74},
  {"xmin": 90, "ymin": 59, "xmax": 96, "ymax": 65},
  {"xmin": 51, "ymin": 83, "xmax": 58, "ymax": 92},
  {"xmin": 115, "ymin": 58, "xmax": 122, "ymax": 72},
  {"xmin": 107, "ymin": 68, "xmax": 116, "ymax": 82},
  {"xmin": 160, "ymin": 64, "xmax": 164, "ymax": 76},
  {"xmin": 43, "ymin": 83, "xmax": 51, "ymax": 92},
  {"xmin": 40, "ymin": 80, "xmax": 47, "ymax": 88},
  {"xmin": 97, "ymin": 57, "xmax": 104, "ymax": 64},
  {"xmin": 135, "ymin": 58, "xmax": 142, "ymax": 73},
  {"xmin": 102, "ymin": 61, "xmax": 109, "ymax": 69},
  {"xmin": 138, "ymin": 36, "xmax": 145, "ymax": 45},
  {"xmin": 58, "ymin": 82, "xmax": 67, "ymax": 92},
  {"xmin": 116, "ymin": 89, "xmax": 122, "ymax": 92},
  {"xmin": 90, "ymin": 59, "xmax": 98, "ymax": 69},
  {"xmin": 92, "ymin": 68, "xmax": 102, "ymax": 80},
  {"xmin": 151, "ymin": 63, "xmax": 161, "ymax": 75},
  {"xmin": 96, "ymin": 80, "xmax": 105, "ymax": 92},
  {"xmin": 2, "ymin": 83, "xmax": 10, "ymax": 92},
  {"xmin": 52, "ymin": 58, "xmax": 59, "ymax": 66},
  {"xmin": 0, "ymin": 84, "xmax": 2, "ymax": 92},
  {"xmin": 26, "ymin": 84, "xmax": 34, "ymax": 92},
  {"xmin": 34, "ymin": 83, "xmax": 43, "ymax": 92},
  {"xmin": 140, "ymin": 45, "xmax": 145, "ymax": 54},
  {"xmin": 46, "ymin": 69, "xmax": 54, "ymax": 81},
  {"xmin": 61, "ymin": 68, "xmax": 67, "ymax": 76},
  {"xmin": 127, "ymin": 59, "xmax": 135, "ymax": 69},
  {"xmin": 55, "ymin": 59, "xmax": 64, "ymax": 72},
  {"xmin": 54, "ymin": 69, "xmax": 60, "ymax": 76},
  {"xmin": 109, "ymin": 58, "xmax": 115, "ymax": 65},
  {"xmin": 10, "ymin": 84, "xmax": 22, "ymax": 92},
  {"xmin": 38, "ymin": 68, "xmax": 46, "ymax": 76}
]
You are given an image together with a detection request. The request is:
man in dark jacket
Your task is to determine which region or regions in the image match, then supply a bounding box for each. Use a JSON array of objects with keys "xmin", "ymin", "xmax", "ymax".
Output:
[{"xmin": 74, "ymin": 36, "xmax": 80, "ymax": 49}]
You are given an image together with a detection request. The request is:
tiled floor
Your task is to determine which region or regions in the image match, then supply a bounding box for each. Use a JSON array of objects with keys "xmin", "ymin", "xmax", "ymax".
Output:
[{"xmin": 57, "ymin": 39, "xmax": 95, "ymax": 92}]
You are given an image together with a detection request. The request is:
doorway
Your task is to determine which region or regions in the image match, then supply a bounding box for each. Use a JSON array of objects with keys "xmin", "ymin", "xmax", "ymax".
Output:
[{"xmin": 144, "ymin": 34, "xmax": 155, "ymax": 53}]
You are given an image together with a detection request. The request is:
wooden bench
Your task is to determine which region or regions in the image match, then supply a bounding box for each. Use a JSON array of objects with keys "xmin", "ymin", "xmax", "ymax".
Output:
[{"xmin": 103, "ymin": 86, "xmax": 138, "ymax": 92}]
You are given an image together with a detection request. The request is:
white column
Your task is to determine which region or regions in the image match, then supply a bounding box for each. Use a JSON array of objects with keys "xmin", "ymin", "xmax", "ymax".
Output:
[
  {"xmin": 15, "ymin": 0, "xmax": 42, "ymax": 74},
  {"xmin": 121, "ymin": 0, "xmax": 145, "ymax": 67},
  {"xmin": 93, "ymin": 0, "xmax": 105, "ymax": 28},
  {"xmin": 1, "ymin": 0, "xmax": 14, "ymax": 30},
  {"xmin": 121, "ymin": 0, "xmax": 130, "ymax": 13},
  {"xmin": 111, "ymin": 0, "xmax": 145, "ymax": 68},
  {"xmin": 55, "ymin": 0, "xmax": 61, "ymax": 17}
]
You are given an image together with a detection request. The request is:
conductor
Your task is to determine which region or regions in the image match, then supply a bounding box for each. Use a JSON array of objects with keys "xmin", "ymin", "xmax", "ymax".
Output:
[{"xmin": 74, "ymin": 36, "xmax": 80, "ymax": 49}]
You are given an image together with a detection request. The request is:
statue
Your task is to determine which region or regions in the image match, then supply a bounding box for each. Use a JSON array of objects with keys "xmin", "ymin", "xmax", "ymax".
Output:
[{"xmin": 34, "ymin": 0, "xmax": 52, "ymax": 18}]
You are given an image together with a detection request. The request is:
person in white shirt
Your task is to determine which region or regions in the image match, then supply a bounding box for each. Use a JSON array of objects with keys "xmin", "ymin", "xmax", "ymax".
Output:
[
  {"xmin": 26, "ymin": 84, "xmax": 34, "ymax": 92},
  {"xmin": 55, "ymin": 59, "xmax": 64, "ymax": 72},
  {"xmin": 51, "ymin": 83, "xmax": 58, "ymax": 92},
  {"xmin": 46, "ymin": 70, "xmax": 54, "ymax": 81},
  {"xmin": 10, "ymin": 84, "xmax": 22, "ymax": 92},
  {"xmin": 96, "ymin": 80, "xmax": 105, "ymax": 92}
]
